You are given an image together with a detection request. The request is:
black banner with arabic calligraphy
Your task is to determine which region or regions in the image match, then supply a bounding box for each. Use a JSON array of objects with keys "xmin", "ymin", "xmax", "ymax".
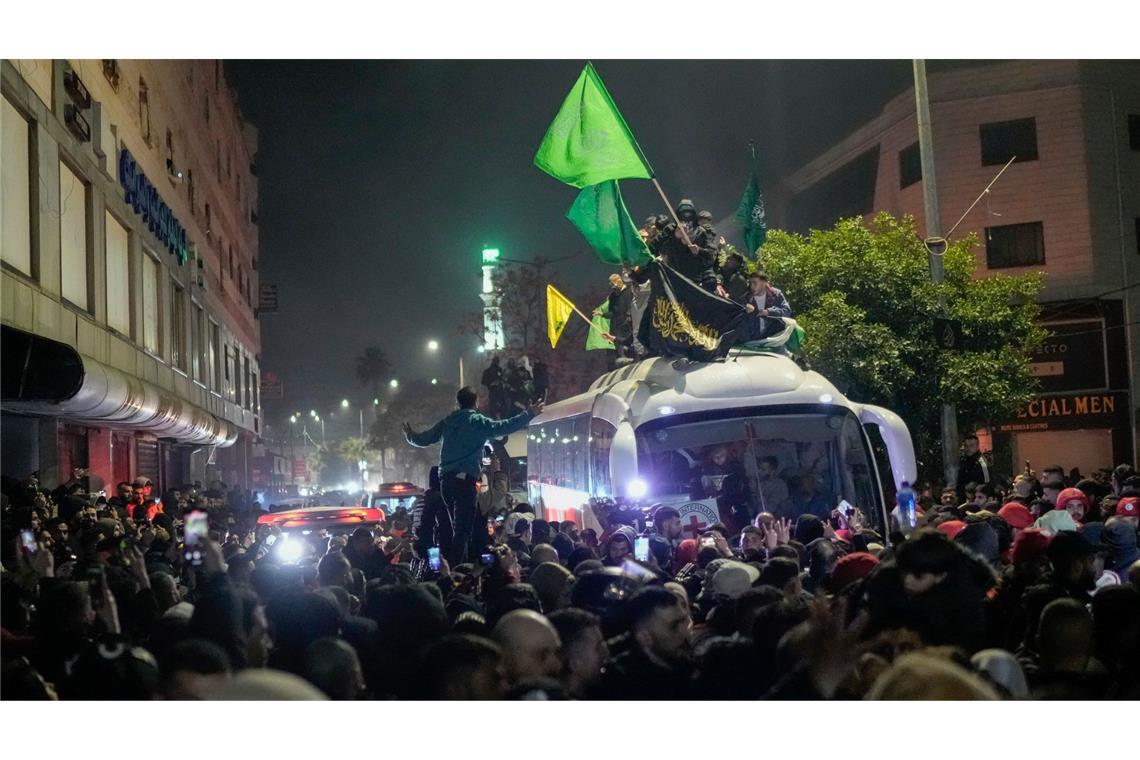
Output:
[{"xmin": 639, "ymin": 261, "xmax": 746, "ymax": 362}]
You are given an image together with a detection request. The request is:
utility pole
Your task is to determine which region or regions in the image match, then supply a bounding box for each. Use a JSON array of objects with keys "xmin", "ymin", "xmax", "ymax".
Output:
[{"xmin": 913, "ymin": 59, "xmax": 960, "ymax": 489}]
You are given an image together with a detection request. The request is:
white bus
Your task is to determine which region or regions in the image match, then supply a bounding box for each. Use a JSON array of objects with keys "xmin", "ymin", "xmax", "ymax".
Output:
[{"xmin": 524, "ymin": 352, "xmax": 916, "ymax": 537}]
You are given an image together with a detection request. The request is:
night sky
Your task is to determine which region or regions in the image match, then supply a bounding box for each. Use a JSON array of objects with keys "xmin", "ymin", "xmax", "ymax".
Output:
[{"xmin": 227, "ymin": 60, "xmax": 966, "ymax": 435}]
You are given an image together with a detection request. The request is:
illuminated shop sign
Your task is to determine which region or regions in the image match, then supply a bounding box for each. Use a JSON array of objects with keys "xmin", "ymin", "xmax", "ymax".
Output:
[{"xmin": 118, "ymin": 148, "xmax": 189, "ymax": 265}]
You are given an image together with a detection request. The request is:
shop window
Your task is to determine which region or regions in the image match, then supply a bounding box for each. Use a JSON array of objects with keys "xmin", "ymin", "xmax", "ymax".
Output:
[
  {"xmin": 138, "ymin": 77, "xmax": 151, "ymax": 146},
  {"xmin": 105, "ymin": 210, "xmax": 131, "ymax": 335},
  {"xmin": 102, "ymin": 60, "xmax": 120, "ymax": 91},
  {"xmin": 141, "ymin": 252, "xmax": 161, "ymax": 353},
  {"xmin": 59, "ymin": 160, "xmax": 90, "ymax": 310},
  {"xmin": 980, "ymin": 117, "xmax": 1037, "ymax": 166},
  {"xmin": 986, "ymin": 221, "xmax": 1045, "ymax": 268},
  {"xmin": 171, "ymin": 280, "xmax": 187, "ymax": 372},
  {"xmin": 1, "ymin": 95, "xmax": 33, "ymax": 276}
]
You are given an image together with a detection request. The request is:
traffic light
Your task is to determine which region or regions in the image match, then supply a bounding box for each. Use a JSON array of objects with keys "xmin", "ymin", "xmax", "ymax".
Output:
[{"xmin": 482, "ymin": 247, "xmax": 500, "ymax": 264}]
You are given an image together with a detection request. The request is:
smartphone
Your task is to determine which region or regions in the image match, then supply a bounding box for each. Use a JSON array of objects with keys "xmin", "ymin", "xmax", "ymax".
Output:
[
  {"xmin": 184, "ymin": 509, "xmax": 208, "ymax": 566},
  {"xmin": 700, "ymin": 536, "xmax": 716, "ymax": 550},
  {"xmin": 20, "ymin": 529, "xmax": 37, "ymax": 555},
  {"xmin": 264, "ymin": 534, "xmax": 277, "ymax": 547},
  {"xmin": 838, "ymin": 499, "xmax": 855, "ymax": 517},
  {"xmin": 634, "ymin": 536, "xmax": 650, "ymax": 563},
  {"xmin": 494, "ymin": 515, "xmax": 505, "ymax": 525},
  {"xmin": 480, "ymin": 552, "xmax": 495, "ymax": 567},
  {"xmin": 428, "ymin": 546, "xmax": 442, "ymax": 572}
]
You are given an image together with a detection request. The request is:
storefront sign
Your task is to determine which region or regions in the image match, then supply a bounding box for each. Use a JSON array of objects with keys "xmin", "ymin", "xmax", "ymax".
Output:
[
  {"xmin": 997, "ymin": 391, "xmax": 1127, "ymax": 433},
  {"xmin": 1030, "ymin": 321, "xmax": 1106, "ymax": 392},
  {"xmin": 118, "ymin": 148, "xmax": 189, "ymax": 265}
]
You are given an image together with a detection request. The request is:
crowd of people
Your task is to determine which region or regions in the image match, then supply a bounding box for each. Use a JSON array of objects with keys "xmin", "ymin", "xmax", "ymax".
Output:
[
  {"xmin": 6, "ymin": 416, "xmax": 1137, "ymax": 700},
  {"xmin": 595, "ymin": 198, "xmax": 794, "ymax": 366},
  {"xmin": 480, "ymin": 355, "xmax": 549, "ymax": 417}
]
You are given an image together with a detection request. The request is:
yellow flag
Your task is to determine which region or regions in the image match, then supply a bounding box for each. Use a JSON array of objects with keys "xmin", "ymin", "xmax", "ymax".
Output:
[{"xmin": 546, "ymin": 284, "xmax": 576, "ymax": 348}]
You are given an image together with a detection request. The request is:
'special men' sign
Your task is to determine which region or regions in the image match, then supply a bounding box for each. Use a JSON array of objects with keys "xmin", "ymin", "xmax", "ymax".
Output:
[{"xmin": 118, "ymin": 148, "xmax": 189, "ymax": 265}]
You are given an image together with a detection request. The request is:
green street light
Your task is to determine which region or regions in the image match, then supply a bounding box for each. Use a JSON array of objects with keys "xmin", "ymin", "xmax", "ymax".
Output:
[{"xmin": 482, "ymin": 247, "xmax": 500, "ymax": 264}]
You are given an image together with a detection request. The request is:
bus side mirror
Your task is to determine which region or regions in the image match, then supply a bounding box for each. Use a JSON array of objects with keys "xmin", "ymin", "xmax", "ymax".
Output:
[{"xmin": 858, "ymin": 404, "xmax": 917, "ymax": 490}]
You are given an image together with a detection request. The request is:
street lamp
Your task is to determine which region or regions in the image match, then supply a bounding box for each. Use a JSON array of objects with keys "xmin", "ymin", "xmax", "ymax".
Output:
[
  {"xmin": 389, "ymin": 378, "xmax": 399, "ymax": 389},
  {"xmin": 431, "ymin": 378, "xmax": 438, "ymax": 385},
  {"xmin": 340, "ymin": 399, "xmax": 364, "ymax": 438},
  {"xmin": 427, "ymin": 339, "xmax": 439, "ymax": 352}
]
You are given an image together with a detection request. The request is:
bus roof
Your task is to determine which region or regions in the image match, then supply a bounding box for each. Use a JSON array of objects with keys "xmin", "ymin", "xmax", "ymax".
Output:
[{"xmin": 533, "ymin": 353, "xmax": 851, "ymax": 429}]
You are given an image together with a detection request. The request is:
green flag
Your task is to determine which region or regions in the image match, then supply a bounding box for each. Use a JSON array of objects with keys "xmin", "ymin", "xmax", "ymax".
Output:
[
  {"xmin": 534, "ymin": 63, "xmax": 653, "ymax": 188},
  {"xmin": 585, "ymin": 301, "xmax": 614, "ymax": 351},
  {"xmin": 735, "ymin": 144, "xmax": 768, "ymax": 257},
  {"xmin": 566, "ymin": 180, "xmax": 652, "ymax": 266}
]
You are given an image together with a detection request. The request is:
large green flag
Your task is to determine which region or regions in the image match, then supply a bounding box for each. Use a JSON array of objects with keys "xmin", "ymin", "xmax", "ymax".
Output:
[
  {"xmin": 534, "ymin": 63, "xmax": 653, "ymax": 188},
  {"xmin": 566, "ymin": 180, "xmax": 652, "ymax": 266},
  {"xmin": 585, "ymin": 301, "xmax": 614, "ymax": 351},
  {"xmin": 734, "ymin": 144, "xmax": 768, "ymax": 257}
]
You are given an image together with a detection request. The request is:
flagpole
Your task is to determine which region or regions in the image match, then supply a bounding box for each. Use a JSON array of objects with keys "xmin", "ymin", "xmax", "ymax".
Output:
[
  {"xmin": 568, "ymin": 302, "xmax": 614, "ymax": 340},
  {"xmin": 650, "ymin": 178, "xmax": 696, "ymax": 248}
]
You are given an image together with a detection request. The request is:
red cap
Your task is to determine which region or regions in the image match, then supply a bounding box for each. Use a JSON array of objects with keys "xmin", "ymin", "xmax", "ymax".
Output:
[
  {"xmin": 936, "ymin": 520, "xmax": 968, "ymax": 540},
  {"xmin": 830, "ymin": 552, "xmax": 880, "ymax": 592},
  {"xmin": 675, "ymin": 538, "xmax": 699, "ymax": 567},
  {"xmin": 1115, "ymin": 496, "xmax": 1140, "ymax": 518},
  {"xmin": 1010, "ymin": 528, "xmax": 1052, "ymax": 566},
  {"xmin": 997, "ymin": 502, "xmax": 1034, "ymax": 529},
  {"xmin": 1055, "ymin": 488, "xmax": 1091, "ymax": 520}
]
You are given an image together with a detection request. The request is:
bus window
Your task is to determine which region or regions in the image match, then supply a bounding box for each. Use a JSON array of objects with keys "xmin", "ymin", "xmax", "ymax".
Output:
[
  {"xmin": 636, "ymin": 411, "xmax": 883, "ymax": 533},
  {"xmin": 590, "ymin": 417, "xmax": 616, "ymax": 497}
]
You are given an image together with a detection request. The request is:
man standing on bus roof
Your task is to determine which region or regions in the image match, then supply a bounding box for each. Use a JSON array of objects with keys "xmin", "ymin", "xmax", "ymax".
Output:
[
  {"xmin": 403, "ymin": 386, "xmax": 542, "ymax": 565},
  {"xmin": 741, "ymin": 270, "xmax": 792, "ymax": 342}
]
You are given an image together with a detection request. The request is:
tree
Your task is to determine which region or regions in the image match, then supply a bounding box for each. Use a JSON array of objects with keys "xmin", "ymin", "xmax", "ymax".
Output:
[
  {"xmin": 337, "ymin": 436, "xmax": 380, "ymax": 487},
  {"xmin": 457, "ymin": 258, "xmax": 609, "ymax": 406},
  {"xmin": 305, "ymin": 445, "xmax": 334, "ymax": 488},
  {"xmin": 355, "ymin": 346, "xmax": 391, "ymax": 401},
  {"xmin": 369, "ymin": 378, "xmax": 458, "ymax": 484},
  {"xmin": 760, "ymin": 213, "xmax": 1046, "ymax": 483}
]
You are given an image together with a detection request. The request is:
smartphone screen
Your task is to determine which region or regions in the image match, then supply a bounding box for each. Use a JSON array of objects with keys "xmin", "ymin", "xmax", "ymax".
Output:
[
  {"xmin": 634, "ymin": 537, "xmax": 649, "ymax": 562},
  {"xmin": 20, "ymin": 529, "xmax": 37, "ymax": 554},
  {"xmin": 480, "ymin": 552, "xmax": 495, "ymax": 567},
  {"xmin": 700, "ymin": 536, "xmax": 715, "ymax": 550},
  {"xmin": 428, "ymin": 546, "xmax": 442, "ymax": 572},
  {"xmin": 184, "ymin": 510, "xmax": 208, "ymax": 566},
  {"xmin": 264, "ymin": 534, "xmax": 277, "ymax": 547}
]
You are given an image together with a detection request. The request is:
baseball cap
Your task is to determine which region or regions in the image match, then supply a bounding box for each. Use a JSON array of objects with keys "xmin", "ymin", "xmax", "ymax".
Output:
[
  {"xmin": 1113, "ymin": 496, "xmax": 1139, "ymax": 518},
  {"xmin": 706, "ymin": 559, "xmax": 761, "ymax": 599}
]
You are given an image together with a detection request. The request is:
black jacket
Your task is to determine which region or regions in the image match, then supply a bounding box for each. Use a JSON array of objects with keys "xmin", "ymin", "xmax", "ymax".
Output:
[{"xmin": 597, "ymin": 646, "xmax": 694, "ymax": 700}]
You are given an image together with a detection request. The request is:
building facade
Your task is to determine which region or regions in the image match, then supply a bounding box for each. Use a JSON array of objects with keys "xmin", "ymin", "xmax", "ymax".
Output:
[
  {"xmin": 2, "ymin": 59, "xmax": 262, "ymax": 494},
  {"xmin": 773, "ymin": 60, "xmax": 1139, "ymax": 476}
]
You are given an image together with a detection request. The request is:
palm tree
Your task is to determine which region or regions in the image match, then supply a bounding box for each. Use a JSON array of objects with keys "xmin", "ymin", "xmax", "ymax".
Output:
[{"xmin": 355, "ymin": 345, "xmax": 391, "ymax": 400}]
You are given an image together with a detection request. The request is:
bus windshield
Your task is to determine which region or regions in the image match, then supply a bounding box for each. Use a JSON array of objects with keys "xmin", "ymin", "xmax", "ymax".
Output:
[{"xmin": 635, "ymin": 409, "xmax": 883, "ymax": 533}]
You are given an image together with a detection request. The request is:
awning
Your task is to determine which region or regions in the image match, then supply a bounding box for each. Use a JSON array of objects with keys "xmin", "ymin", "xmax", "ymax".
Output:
[{"xmin": 2, "ymin": 325, "xmax": 238, "ymax": 446}]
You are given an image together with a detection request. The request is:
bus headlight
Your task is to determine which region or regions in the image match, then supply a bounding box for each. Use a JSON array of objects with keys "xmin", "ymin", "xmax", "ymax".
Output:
[{"xmin": 627, "ymin": 478, "xmax": 649, "ymax": 499}]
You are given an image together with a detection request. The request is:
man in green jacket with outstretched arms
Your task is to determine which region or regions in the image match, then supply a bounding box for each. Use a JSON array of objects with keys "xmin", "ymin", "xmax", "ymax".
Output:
[{"xmin": 404, "ymin": 385, "xmax": 542, "ymax": 565}]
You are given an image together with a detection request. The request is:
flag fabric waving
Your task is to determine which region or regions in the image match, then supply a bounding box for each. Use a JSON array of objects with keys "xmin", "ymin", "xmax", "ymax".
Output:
[
  {"xmin": 640, "ymin": 261, "xmax": 746, "ymax": 362},
  {"xmin": 585, "ymin": 301, "xmax": 615, "ymax": 351},
  {"xmin": 534, "ymin": 63, "xmax": 653, "ymax": 188},
  {"xmin": 735, "ymin": 144, "xmax": 768, "ymax": 257},
  {"xmin": 566, "ymin": 180, "xmax": 652, "ymax": 266},
  {"xmin": 546, "ymin": 284, "xmax": 577, "ymax": 348}
]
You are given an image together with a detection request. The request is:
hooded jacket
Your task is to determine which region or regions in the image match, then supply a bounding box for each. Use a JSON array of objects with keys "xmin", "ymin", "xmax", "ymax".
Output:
[{"xmin": 406, "ymin": 408, "xmax": 533, "ymax": 478}]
